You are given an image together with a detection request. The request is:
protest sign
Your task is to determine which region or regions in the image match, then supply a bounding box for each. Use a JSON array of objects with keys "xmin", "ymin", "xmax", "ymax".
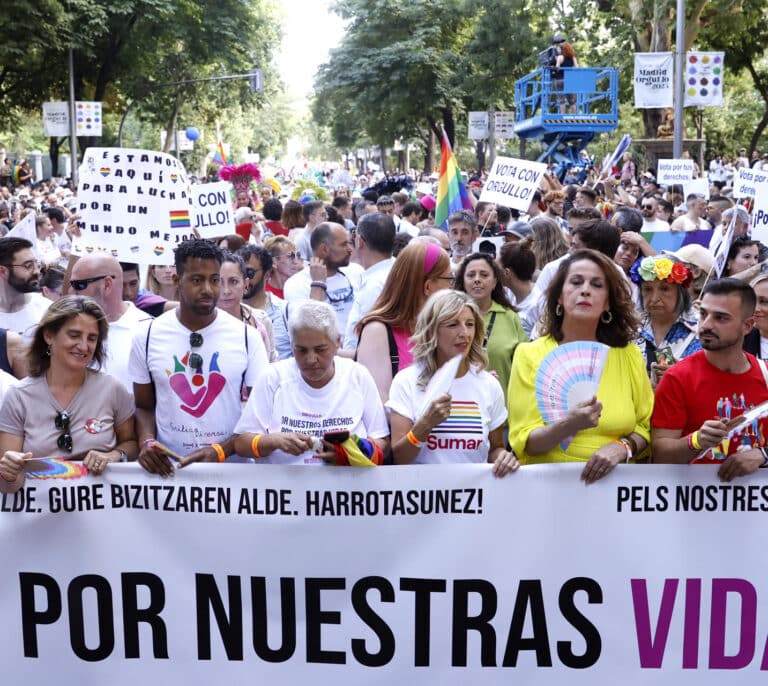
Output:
[
  {"xmin": 657, "ymin": 159, "xmax": 694, "ymax": 186},
  {"xmin": 479, "ymin": 156, "xmax": 547, "ymax": 212},
  {"xmin": 684, "ymin": 52, "xmax": 725, "ymax": 107},
  {"xmin": 494, "ymin": 112, "xmax": 515, "ymax": 139},
  {"xmin": 42, "ymin": 102, "xmax": 70, "ymax": 137},
  {"xmin": 734, "ymin": 167, "xmax": 768, "ymax": 199},
  {"xmin": 72, "ymin": 147, "xmax": 194, "ymax": 264},
  {"xmin": 191, "ymin": 181, "xmax": 235, "ymax": 238},
  {"xmin": 4, "ymin": 463, "xmax": 768, "ymax": 684},
  {"xmin": 750, "ymin": 184, "xmax": 768, "ymax": 245},
  {"xmin": 633, "ymin": 52, "xmax": 674, "ymax": 108},
  {"xmin": 467, "ymin": 112, "xmax": 489, "ymax": 140},
  {"xmin": 682, "ymin": 177, "xmax": 710, "ymax": 201}
]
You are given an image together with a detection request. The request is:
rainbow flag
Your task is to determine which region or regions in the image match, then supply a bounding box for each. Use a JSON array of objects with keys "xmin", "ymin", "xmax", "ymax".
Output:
[
  {"xmin": 213, "ymin": 140, "xmax": 228, "ymax": 166},
  {"xmin": 169, "ymin": 209, "xmax": 191, "ymax": 229},
  {"xmin": 434, "ymin": 129, "xmax": 473, "ymax": 229}
]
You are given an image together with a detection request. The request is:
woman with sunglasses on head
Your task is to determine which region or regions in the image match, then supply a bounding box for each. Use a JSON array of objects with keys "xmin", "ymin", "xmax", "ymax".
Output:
[
  {"xmin": 355, "ymin": 240, "xmax": 453, "ymax": 404},
  {"xmin": 217, "ymin": 252, "xmax": 276, "ymax": 362},
  {"xmin": 0, "ymin": 296, "xmax": 136, "ymax": 493}
]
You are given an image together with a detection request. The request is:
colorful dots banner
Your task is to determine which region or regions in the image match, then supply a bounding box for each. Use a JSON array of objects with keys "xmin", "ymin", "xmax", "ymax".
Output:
[{"xmin": 684, "ymin": 51, "xmax": 724, "ymax": 108}]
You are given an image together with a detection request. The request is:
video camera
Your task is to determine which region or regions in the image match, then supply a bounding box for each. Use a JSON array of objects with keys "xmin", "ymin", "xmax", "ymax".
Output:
[{"xmin": 539, "ymin": 45, "xmax": 560, "ymax": 69}]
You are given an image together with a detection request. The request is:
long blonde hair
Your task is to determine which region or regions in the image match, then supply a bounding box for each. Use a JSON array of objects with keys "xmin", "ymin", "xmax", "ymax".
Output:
[{"xmin": 410, "ymin": 290, "xmax": 487, "ymax": 387}]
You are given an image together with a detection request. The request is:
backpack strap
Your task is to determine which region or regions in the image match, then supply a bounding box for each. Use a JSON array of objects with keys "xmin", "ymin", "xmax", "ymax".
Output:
[{"xmin": 385, "ymin": 323, "xmax": 399, "ymax": 378}]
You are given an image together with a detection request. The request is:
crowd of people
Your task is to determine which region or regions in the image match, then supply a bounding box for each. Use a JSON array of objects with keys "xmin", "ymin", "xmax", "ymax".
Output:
[{"xmin": 1, "ymin": 150, "xmax": 767, "ymax": 493}]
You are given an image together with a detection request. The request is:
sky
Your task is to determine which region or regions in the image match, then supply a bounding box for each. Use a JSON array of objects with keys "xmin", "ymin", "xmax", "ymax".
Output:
[{"xmin": 276, "ymin": 0, "xmax": 345, "ymax": 109}]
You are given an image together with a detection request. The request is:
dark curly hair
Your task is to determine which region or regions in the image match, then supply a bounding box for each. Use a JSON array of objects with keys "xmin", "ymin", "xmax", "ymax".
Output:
[{"xmin": 541, "ymin": 249, "xmax": 639, "ymax": 347}]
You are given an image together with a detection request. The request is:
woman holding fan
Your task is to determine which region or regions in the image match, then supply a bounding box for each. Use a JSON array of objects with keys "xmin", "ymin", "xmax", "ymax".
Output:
[{"xmin": 507, "ymin": 250, "xmax": 652, "ymax": 482}]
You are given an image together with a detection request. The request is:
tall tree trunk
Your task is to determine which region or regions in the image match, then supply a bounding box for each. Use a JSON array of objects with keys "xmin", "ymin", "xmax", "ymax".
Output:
[
  {"xmin": 163, "ymin": 95, "xmax": 181, "ymax": 154},
  {"xmin": 49, "ymin": 137, "xmax": 60, "ymax": 178},
  {"xmin": 424, "ymin": 127, "xmax": 435, "ymax": 173},
  {"xmin": 475, "ymin": 141, "xmax": 486, "ymax": 174}
]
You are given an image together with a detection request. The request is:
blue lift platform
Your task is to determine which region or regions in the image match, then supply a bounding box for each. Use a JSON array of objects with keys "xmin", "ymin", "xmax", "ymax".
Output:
[{"xmin": 514, "ymin": 67, "xmax": 619, "ymax": 180}]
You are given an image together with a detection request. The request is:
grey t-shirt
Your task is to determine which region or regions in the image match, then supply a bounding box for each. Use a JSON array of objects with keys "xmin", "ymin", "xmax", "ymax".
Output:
[{"xmin": 0, "ymin": 370, "xmax": 134, "ymax": 458}]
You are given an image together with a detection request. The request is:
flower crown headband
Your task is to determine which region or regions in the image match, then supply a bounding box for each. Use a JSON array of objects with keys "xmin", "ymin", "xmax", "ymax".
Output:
[{"xmin": 629, "ymin": 255, "xmax": 693, "ymax": 289}]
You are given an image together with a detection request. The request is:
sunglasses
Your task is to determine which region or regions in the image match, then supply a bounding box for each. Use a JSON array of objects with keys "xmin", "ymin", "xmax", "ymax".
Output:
[
  {"xmin": 189, "ymin": 332, "xmax": 204, "ymax": 370},
  {"xmin": 55, "ymin": 410, "xmax": 73, "ymax": 453},
  {"xmin": 279, "ymin": 252, "xmax": 298, "ymax": 261},
  {"xmin": 641, "ymin": 205, "xmax": 654, "ymax": 210},
  {"xmin": 70, "ymin": 274, "xmax": 111, "ymax": 291},
  {"xmin": 245, "ymin": 267, "xmax": 262, "ymax": 280}
]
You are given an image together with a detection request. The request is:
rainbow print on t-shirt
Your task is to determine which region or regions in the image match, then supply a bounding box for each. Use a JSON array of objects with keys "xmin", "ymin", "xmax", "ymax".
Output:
[{"xmin": 433, "ymin": 401, "xmax": 483, "ymax": 434}]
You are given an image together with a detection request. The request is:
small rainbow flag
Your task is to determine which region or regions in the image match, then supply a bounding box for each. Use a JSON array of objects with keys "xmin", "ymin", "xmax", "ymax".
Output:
[
  {"xmin": 213, "ymin": 140, "xmax": 228, "ymax": 166},
  {"xmin": 170, "ymin": 209, "xmax": 191, "ymax": 229},
  {"xmin": 434, "ymin": 129, "xmax": 473, "ymax": 229}
]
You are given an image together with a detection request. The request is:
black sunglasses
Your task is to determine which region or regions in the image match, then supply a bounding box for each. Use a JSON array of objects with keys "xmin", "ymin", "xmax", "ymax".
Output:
[
  {"xmin": 69, "ymin": 274, "xmax": 112, "ymax": 291},
  {"xmin": 189, "ymin": 332, "xmax": 204, "ymax": 370},
  {"xmin": 245, "ymin": 267, "xmax": 262, "ymax": 280},
  {"xmin": 55, "ymin": 410, "xmax": 73, "ymax": 453}
]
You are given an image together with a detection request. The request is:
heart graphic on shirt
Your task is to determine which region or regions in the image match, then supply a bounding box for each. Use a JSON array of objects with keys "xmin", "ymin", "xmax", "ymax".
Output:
[{"xmin": 167, "ymin": 351, "xmax": 226, "ymax": 418}]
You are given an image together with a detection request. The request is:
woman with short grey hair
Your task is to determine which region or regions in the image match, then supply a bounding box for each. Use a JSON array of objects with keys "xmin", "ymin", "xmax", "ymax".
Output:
[{"xmin": 234, "ymin": 300, "xmax": 389, "ymax": 464}]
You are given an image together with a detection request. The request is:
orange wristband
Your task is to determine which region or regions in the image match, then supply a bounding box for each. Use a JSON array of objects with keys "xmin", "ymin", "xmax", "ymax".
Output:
[
  {"xmin": 251, "ymin": 434, "xmax": 263, "ymax": 458},
  {"xmin": 406, "ymin": 430, "xmax": 423, "ymax": 447},
  {"xmin": 211, "ymin": 443, "xmax": 226, "ymax": 463}
]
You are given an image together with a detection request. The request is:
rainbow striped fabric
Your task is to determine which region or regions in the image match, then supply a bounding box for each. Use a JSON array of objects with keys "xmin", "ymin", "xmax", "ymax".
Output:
[
  {"xmin": 213, "ymin": 140, "xmax": 228, "ymax": 166},
  {"xmin": 433, "ymin": 401, "xmax": 484, "ymax": 434},
  {"xmin": 640, "ymin": 228, "xmax": 712, "ymax": 253},
  {"xmin": 434, "ymin": 130, "xmax": 474, "ymax": 229},
  {"xmin": 169, "ymin": 210, "xmax": 191, "ymax": 229}
]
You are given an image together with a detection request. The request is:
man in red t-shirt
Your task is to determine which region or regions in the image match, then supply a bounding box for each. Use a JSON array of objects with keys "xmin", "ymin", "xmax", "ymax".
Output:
[{"xmin": 653, "ymin": 278, "xmax": 768, "ymax": 481}]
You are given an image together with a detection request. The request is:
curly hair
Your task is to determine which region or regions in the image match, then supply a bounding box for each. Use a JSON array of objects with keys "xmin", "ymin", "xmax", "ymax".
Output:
[
  {"xmin": 530, "ymin": 216, "xmax": 569, "ymax": 269},
  {"xmin": 540, "ymin": 249, "xmax": 639, "ymax": 347},
  {"xmin": 410, "ymin": 290, "xmax": 488, "ymax": 387}
]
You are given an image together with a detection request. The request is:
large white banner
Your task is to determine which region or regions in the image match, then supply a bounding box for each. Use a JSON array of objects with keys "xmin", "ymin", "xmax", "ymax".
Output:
[
  {"xmin": 73, "ymin": 147, "xmax": 195, "ymax": 265},
  {"xmin": 634, "ymin": 52, "xmax": 674, "ymax": 109},
  {"xmin": 479, "ymin": 156, "xmax": 547, "ymax": 211},
  {"xmin": 684, "ymin": 52, "xmax": 725, "ymax": 108},
  {"xmin": 4, "ymin": 464, "xmax": 768, "ymax": 683}
]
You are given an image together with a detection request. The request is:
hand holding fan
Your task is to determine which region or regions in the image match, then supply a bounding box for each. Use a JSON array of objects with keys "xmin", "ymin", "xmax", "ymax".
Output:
[
  {"xmin": 419, "ymin": 354, "xmax": 463, "ymax": 416},
  {"xmin": 535, "ymin": 342, "xmax": 610, "ymax": 448}
]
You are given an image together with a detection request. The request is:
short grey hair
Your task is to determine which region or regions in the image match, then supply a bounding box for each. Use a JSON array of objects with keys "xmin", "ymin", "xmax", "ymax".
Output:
[
  {"xmin": 287, "ymin": 299, "xmax": 340, "ymax": 342},
  {"xmin": 722, "ymin": 206, "xmax": 750, "ymax": 226}
]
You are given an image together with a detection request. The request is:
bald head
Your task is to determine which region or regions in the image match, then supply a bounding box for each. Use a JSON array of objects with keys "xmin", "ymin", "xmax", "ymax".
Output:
[{"xmin": 70, "ymin": 255, "xmax": 125, "ymax": 319}]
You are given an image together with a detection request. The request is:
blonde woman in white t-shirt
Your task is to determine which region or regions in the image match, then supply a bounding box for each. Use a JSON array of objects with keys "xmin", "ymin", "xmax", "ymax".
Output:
[{"xmin": 386, "ymin": 290, "xmax": 519, "ymax": 475}]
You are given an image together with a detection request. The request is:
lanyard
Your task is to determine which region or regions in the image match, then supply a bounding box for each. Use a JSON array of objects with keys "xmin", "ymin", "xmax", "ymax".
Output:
[{"xmin": 483, "ymin": 312, "xmax": 498, "ymax": 350}]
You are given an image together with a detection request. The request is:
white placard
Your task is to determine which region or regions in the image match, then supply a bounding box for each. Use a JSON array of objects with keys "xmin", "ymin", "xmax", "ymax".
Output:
[
  {"xmin": 467, "ymin": 111, "xmax": 489, "ymax": 140},
  {"xmin": 191, "ymin": 181, "xmax": 235, "ymax": 238},
  {"xmin": 494, "ymin": 112, "xmax": 515, "ymax": 139},
  {"xmin": 479, "ymin": 156, "xmax": 547, "ymax": 211},
  {"xmin": 751, "ymin": 185, "xmax": 768, "ymax": 245},
  {"xmin": 657, "ymin": 159, "xmax": 694, "ymax": 185},
  {"xmin": 73, "ymin": 147, "xmax": 194, "ymax": 264},
  {"xmin": 75, "ymin": 101, "xmax": 102, "ymax": 136},
  {"xmin": 633, "ymin": 52, "xmax": 674, "ymax": 109},
  {"xmin": 733, "ymin": 167, "xmax": 768, "ymax": 199},
  {"xmin": 684, "ymin": 51, "xmax": 725, "ymax": 107},
  {"xmin": 42, "ymin": 102, "xmax": 70, "ymax": 137},
  {"xmin": 682, "ymin": 177, "xmax": 710, "ymax": 201},
  {"xmin": 3, "ymin": 463, "xmax": 768, "ymax": 683}
]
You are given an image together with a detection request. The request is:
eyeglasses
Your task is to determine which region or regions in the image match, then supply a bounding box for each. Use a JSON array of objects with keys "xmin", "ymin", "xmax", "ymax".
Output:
[
  {"xmin": 70, "ymin": 274, "xmax": 112, "ymax": 291},
  {"xmin": 245, "ymin": 267, "xmax": 262, "ymax": 280},
  {"xmin": 434, "ymin": 275, "xmax": 456, "ymax": 287},
  {"xmin": 278, "ymin": 252, "xmax": 298, "ymax": 261},
  {"xmin": 189, "ymin": 332, "xmax": 204, "ymax": 370},
  {"xmin": 55, "ymin": 411, "xmax": 73, "ymax": 453},
  {"xmin": 10, "ymin": 260, "xmax": 37, "ymax": 271}
]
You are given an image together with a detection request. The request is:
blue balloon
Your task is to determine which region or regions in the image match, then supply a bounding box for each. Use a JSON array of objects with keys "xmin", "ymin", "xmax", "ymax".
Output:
[{"xmin": 185, "ymin": 126, "xmax": 200, "ymax": 141}]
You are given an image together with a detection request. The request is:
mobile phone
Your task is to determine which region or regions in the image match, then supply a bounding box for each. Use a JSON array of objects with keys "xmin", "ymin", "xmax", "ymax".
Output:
[
  {"xmin": 655, "ymin": 346, "xmax": 676, "ymax": 367},
  {"xmin": 323, "ymin": 430, "xmax": 350, "ymax": 445}
]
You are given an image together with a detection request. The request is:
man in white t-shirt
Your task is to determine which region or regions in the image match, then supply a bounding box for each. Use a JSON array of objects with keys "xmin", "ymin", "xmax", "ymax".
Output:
[
  {"xmin": 284, "ymin": 222, "xmax": 362, "ymax": 334},
  {"xmin": 343, "ymin": 212, "xmax": 395, "ymax": 349},
  {"xmin": 398, "ymin": 201, "xmax": 423, "ymax": 237},
  {"xmin": 640, "ymin": 195, "xmax": 670, "ymax": 232},
  {"xmin": 290, "ymin": 201, "xmax": 328, "ymax": 262},
  {"xmin": 129, "ymin": 239, "xmax": 268, "ymax": 474},
  {"xmin": 0, "ymin": 236, "xmax": 50, "ymax": 341},
  {"xmin": 69, "ymin": 254, "xmax": 151, "ymax": 391}
]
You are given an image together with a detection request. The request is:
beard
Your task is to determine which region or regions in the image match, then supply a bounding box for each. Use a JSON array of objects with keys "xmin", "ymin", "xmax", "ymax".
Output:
[
  {"xmin": 8, "ymin": 271, "xmax": 40, "ymax": 293},
  {"xmin": 244, "ymin": 278, "xmax": 265, "ymax": 300}
]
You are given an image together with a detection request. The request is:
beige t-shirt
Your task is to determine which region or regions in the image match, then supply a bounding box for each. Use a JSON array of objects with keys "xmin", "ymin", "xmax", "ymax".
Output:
[{"xmin": 0, "ymin": 370, "xmax": 134, "ymax": 459}]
